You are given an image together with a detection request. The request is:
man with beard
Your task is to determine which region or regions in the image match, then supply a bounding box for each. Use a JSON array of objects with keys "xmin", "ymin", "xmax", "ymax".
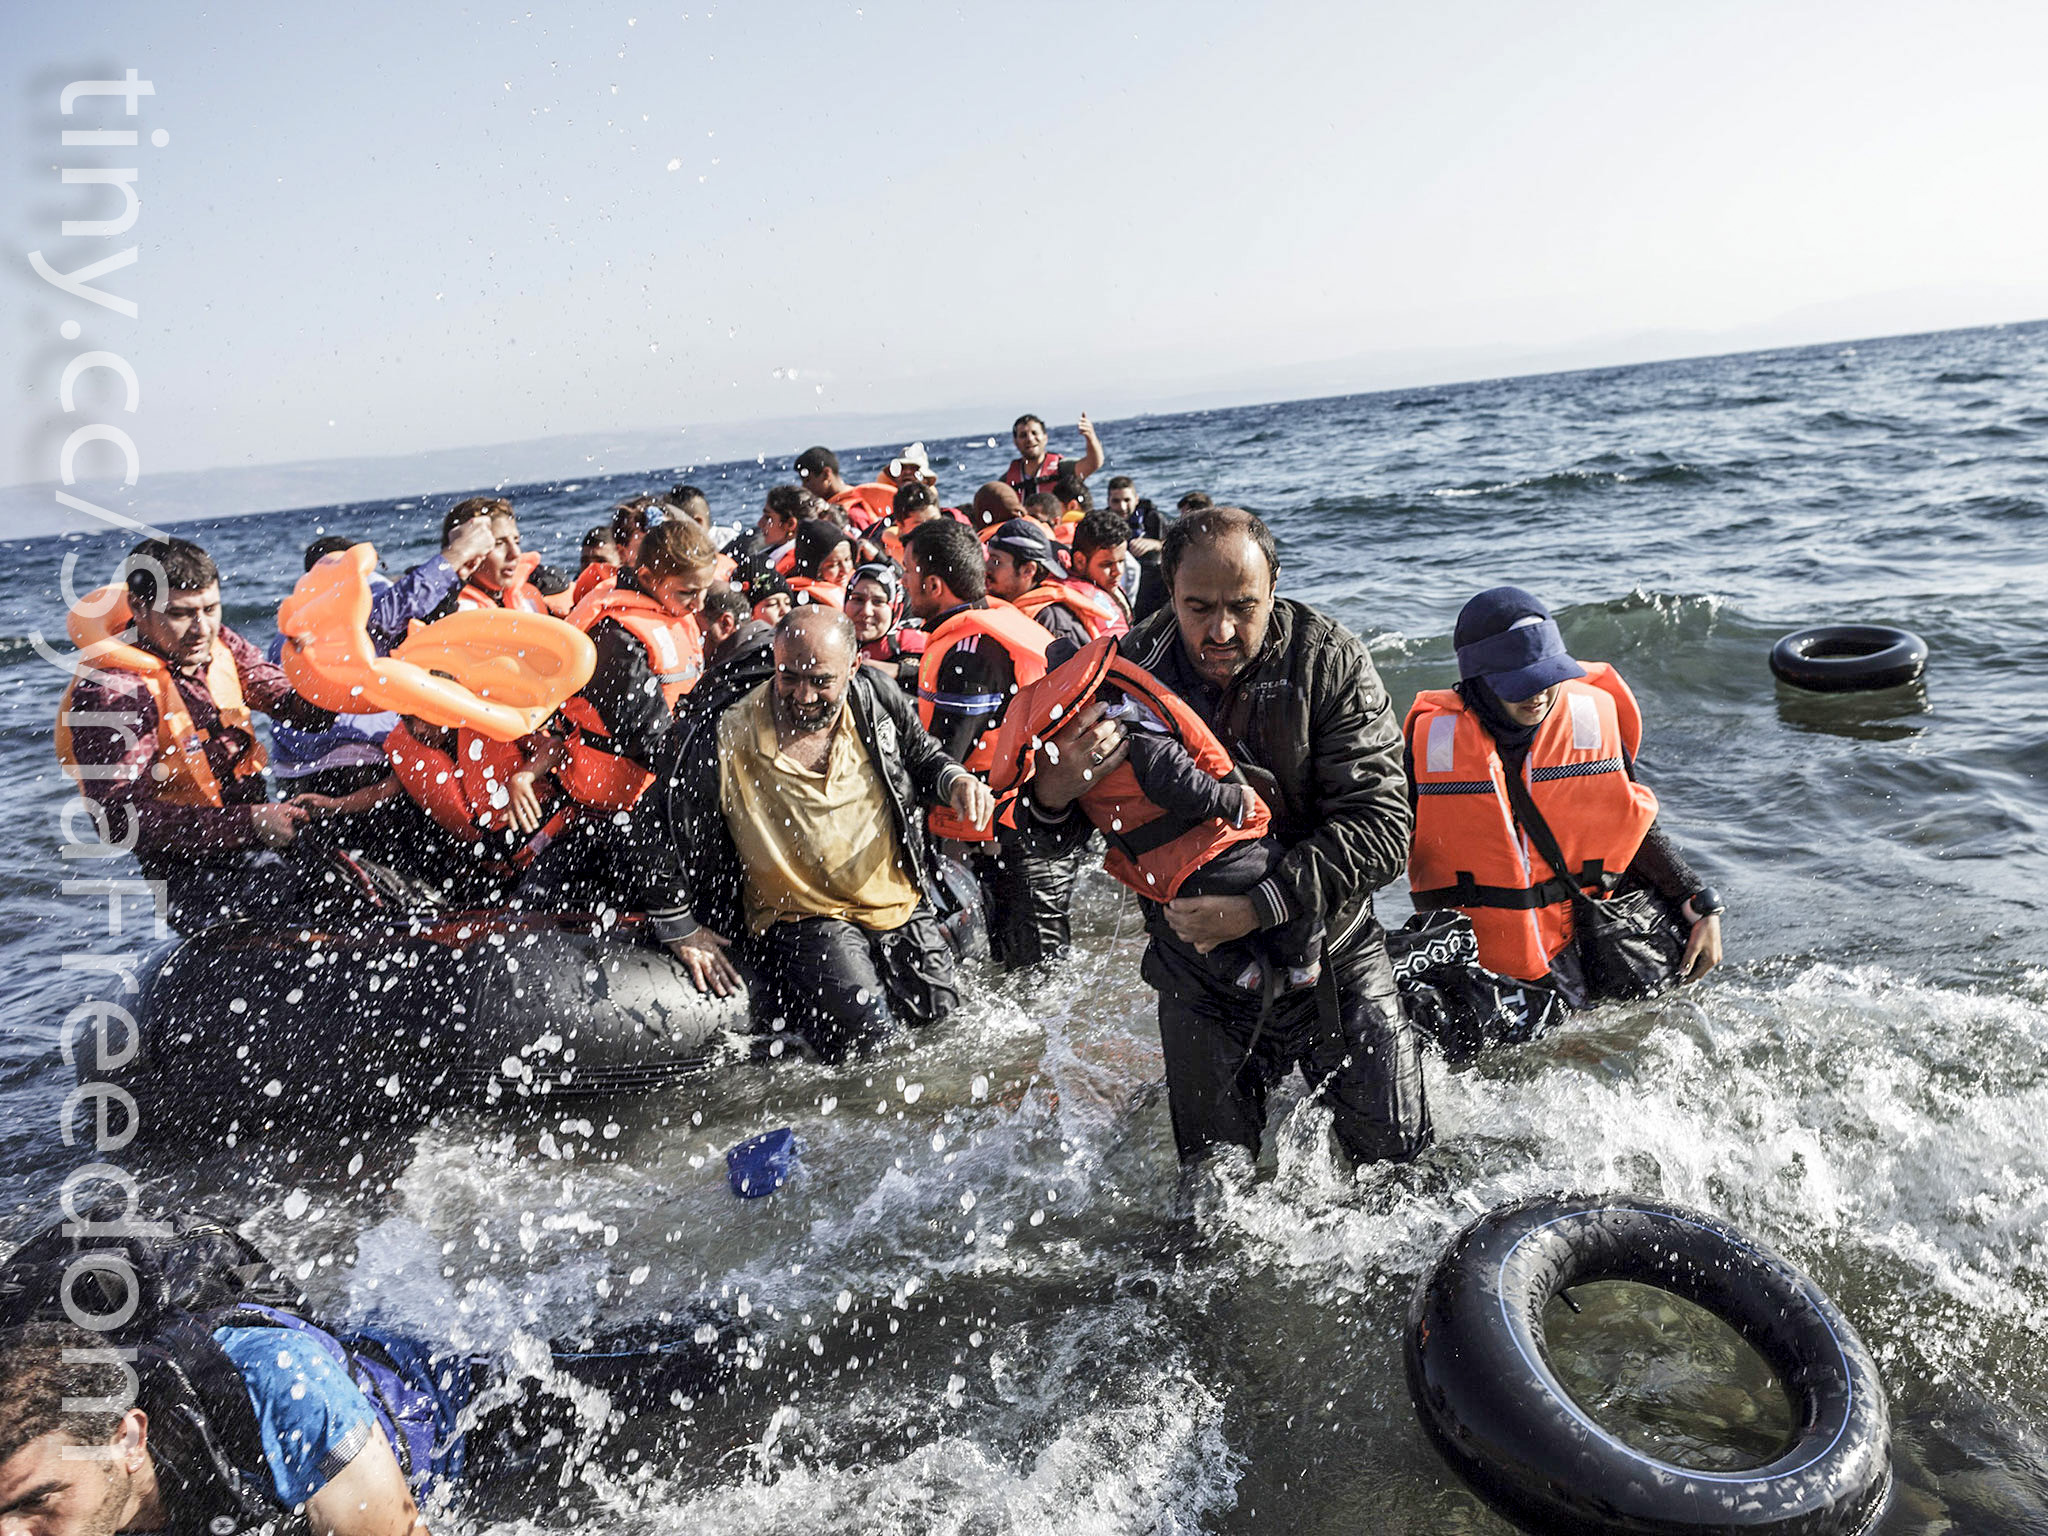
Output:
[
  {"xmin": 663, "ymin": 606, "xmax": 993, "ymax": 1060},
  {"xmin": 1012, "ymin": 505, "xmax": 1433, "ymax": 1178}
]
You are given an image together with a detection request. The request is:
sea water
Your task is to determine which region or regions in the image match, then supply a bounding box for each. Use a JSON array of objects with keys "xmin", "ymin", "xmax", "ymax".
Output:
[{"xmin": 2, "ymin": 320, "xmax": 2045, "ymax": 1531}]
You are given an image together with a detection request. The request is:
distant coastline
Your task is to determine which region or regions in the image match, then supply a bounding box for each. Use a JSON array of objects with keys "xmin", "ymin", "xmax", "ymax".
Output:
[{"xmin": 7, "ymin": 313, "xmax": 2042, "ymax": 542}]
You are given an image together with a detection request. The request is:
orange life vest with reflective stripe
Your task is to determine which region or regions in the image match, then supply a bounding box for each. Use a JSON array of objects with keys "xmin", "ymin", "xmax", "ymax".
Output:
[
  {"xmin": 1405, "ymin": 663, "xmax": 1659, "ymax": 983},
  {"xmin": 988, "ymin": 635, "xmax": 1269, "ymax": 902},
  {"xmin": 917, "ymin": 600, "xmax": 1052, "ymax": 841},
  {"xmin": 558, "ymin": 585, "xmax": 702, "ymax": 809},
  {"xmin": 54, "ymin": 596, "xmax": 267, "ymax": 808},
  {"xmin": 1013, "ymin": 579, "xmax": 1128, "ymax": 640},
  {"xmin": 459, "ymin": 551, "xmax": 546, "ymax": 613}
]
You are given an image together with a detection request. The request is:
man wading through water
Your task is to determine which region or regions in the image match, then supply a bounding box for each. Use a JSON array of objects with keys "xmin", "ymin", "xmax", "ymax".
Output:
[{"xmin": 1012, "ymin": 506, "xmax": 1432, "ymax": 1182}]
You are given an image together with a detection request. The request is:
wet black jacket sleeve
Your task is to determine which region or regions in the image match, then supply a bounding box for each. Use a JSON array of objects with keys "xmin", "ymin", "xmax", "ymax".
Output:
[
  {"xmin": 1124, "ymin": 732, "xmax": 1245, "ymax": 827},
  {"xmin": 584, "ymin": 618, "xmax": 677, "ymax": 769}
]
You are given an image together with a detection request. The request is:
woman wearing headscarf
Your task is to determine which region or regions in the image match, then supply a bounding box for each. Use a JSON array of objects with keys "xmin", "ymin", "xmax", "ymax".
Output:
[
  {"xmin": 788, "ymin": 519, "xmax": 856, "ymax": 607},
  {"xmin": 1403, "ymin": 586, "xmax": 1723, "ymax": 1007},
  {"xmin": 845, "ymin": 561, "xmax": 923, "ymax": 695}
]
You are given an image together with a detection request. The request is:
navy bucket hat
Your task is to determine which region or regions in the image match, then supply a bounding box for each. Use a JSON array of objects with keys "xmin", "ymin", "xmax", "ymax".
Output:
[{"xmin": 1453, "ymin": 587, "xmax": 1586, "ymax": 702}]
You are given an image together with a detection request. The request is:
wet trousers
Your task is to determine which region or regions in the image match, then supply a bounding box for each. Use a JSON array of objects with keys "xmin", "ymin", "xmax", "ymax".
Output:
[
  {"xmin": 743, "ymin": 909, "xmax": 959, "ymax": 1062},
  {"xmin": 1142, "ymin": 920, "xmax": 1433, "ymax": 1168},
  {"xmin": 972, "ymin": 831, "xmax": 1087, "ymax": 971}
]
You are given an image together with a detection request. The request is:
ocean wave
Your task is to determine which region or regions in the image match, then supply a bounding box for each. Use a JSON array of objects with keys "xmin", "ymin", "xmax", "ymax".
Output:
[
  {"xmin": 1431, "ymin": 462, "xmax": 1716, "ymax": 498},
  {"xmin": 1935, "ymin": 370, "xmax": 2008, "ymax": 384}
]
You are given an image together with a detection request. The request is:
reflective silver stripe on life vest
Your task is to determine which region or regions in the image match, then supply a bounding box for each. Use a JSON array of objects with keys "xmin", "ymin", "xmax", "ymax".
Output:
[
  {"xmin": 1569, "ymin": 690, "xmax": 1600, "ymax": 751},
  {"xmin": 647, "ymin": 624, "xmax": 684, "ymax": 675},
  {"xmin": 1426, "ymin": 714, "xmax": 1457, "ymax": 774}
]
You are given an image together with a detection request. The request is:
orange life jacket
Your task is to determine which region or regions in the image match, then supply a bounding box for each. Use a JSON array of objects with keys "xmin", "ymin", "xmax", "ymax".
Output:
[
  {"xmin": 53, "ymin": 590, "xmax": 267, "ymax": 807},
  {"xmin": 558, "ymin": 585, "xmax": 703, "ymax": 809},
  {"xmin": 387, "ymin": 720, "xmax": 573, "ymax": 865},
  {"xmin": 460, "ymin": 551, "xmax": 547, "ymax": 613},
  {"xmin": 786, "ymin": 577, "xmax": 845, "ymax": 610},
  {"xmin": 1405, "ymin": 663, "xmax": 1660, "ymax": 983},
  {"xmin": 917, "ymin": 599, "xmax": 1052, "ymax": 841},
  {"xmin": 1013, "ymin": 579, "xmax": 1128, "ymax": 640},
  {"xmin": 831, "ymin": 483, "xmax": 896, "ymax": 530},
  {"xmin": 386, "ymin": 719, "xmax": 482, "ymax": 840},
  {"xmin": 572, "ymin": 562, "xmax": 618, "ymax": 607},
  {"xmin": 988, "ymin": 635, "xmax": 1270, "ymax": 902},
  {"xmin": 1005, "ymin": 452, "xmax": 1063, "ymax": 500}
]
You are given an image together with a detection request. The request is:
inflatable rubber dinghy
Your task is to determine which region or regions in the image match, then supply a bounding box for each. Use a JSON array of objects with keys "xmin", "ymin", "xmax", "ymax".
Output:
[{"xmin": 79, "ymin": 913, "xmax": 751, "ymax": 1134}]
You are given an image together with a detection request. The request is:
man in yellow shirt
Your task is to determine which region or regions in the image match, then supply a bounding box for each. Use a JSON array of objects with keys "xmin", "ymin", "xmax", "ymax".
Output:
[{"xmin": 664, "ymin": 607, "xmax": 993, "ymax": 1060}]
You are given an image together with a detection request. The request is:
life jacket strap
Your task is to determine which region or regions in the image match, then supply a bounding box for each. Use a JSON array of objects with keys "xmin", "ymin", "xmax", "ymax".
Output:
[{"xmin": 1410, "ymin": 859, "xmax": 1618, "ymax": 912}]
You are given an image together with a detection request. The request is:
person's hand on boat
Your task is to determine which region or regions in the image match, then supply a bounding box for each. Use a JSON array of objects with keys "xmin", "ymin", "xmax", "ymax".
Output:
[
  {"xmin": 506, "ymin": 770, "xmax": 547, "ymax": 834},
  {"xmin": 668, "ymin": 926, "xmax": 742, "ymax": 996},
  {"xmin": 251, "ymin": 802, "xmax": 308, "ymax": 847},
  {"xmin": 1028, "ymin": 700, "xmax": 1128, "ymax": 813},
  {"xmin": 1681, "ymin": 912, "xmax": 1723, "ymax": 981},
  {"xmin": 947, "ymin": 775, "xmax": 996, "ymax": 832},
  {"xmin": 288, "ymin": 792, "xmax": 342, "ymax": 822},
  {"xmin": 443, "ymin": 515, "xmax": 496, "ymax": 577},
  {"xmin": 1165, "ymin": 893, "xmax": 1258, "ymax": 954}
]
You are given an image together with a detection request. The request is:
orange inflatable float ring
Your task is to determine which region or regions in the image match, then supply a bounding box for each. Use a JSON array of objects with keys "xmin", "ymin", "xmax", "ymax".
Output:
[{"xmin": 275, "ymin": 544, "xmax": 595, "ymax": 742}]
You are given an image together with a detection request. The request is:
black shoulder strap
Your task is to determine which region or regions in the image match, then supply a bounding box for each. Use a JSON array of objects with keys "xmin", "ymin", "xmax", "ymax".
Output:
[
  {"xmin": 138, "ymin": 1320, "xmax": 304, "ymax": 1534},
  {"xmin": 1498, "ymin": 767, "xmax": 1599, "ymax": 912}
]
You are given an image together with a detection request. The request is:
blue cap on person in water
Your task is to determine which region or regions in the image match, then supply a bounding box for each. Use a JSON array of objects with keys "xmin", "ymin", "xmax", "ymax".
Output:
[
  {"xmin": 987, "ymin": 518, "xmax": 1060, "ymax": 572},
  {"xmin": 1452, "ymin": 587, "xmax": 1587, "ymax": 702},
  {"xmin": 726, "ymin": 1127, "xmax": 801, "ymax": 1198}
]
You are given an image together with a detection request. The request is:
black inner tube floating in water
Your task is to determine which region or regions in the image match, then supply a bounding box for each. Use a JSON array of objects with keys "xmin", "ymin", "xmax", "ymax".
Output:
[
  {"xmin": 1770, "ymin": 624, "xmax": 1926, "ymax": 693},
  {"xmin": 1406, "ymin": 1193, "xmax": 1891, "ymax": 1536}
]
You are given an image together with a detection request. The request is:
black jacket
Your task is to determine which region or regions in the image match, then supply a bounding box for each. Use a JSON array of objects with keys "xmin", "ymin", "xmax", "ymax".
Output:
[
  {"xmin": 1021, "ymin": 598, "xmax": 1411, "ymax": 950},
  {"xmin": 664, "ymin": 670, "xmax": 970, "ymax": 940}
]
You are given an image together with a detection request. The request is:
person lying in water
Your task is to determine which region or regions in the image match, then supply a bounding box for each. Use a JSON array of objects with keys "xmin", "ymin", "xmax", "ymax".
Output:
[
  {"xmin": 0, "ymin": 1211, "xmax": 744, "ymax": 1536},
  {"xmin": 663, "ymin": 606, "xmax": 994, "ymax": 1061}
]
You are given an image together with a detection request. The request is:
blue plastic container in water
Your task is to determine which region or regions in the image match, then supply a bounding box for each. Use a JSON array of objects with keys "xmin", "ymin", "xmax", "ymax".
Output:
[{"xmin": 726, "ymin": 1127, "xmax": 801, "ymax": 1198}]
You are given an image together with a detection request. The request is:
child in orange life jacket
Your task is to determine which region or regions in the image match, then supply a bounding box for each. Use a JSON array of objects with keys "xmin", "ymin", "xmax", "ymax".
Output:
[{"xmin": 1025, "ymin": 639, "xmax": 1324, "ymax": 991}]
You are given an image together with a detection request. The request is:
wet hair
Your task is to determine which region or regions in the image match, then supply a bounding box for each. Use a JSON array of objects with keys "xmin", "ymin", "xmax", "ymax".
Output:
[
  {"xmin": 776, "ymin": 602, "xmax": 858, "ymax": 662},
  {"xmin": 1012, "ymin": 414, "xmax": 1046, "ymax": 436},
  {"xmin": 581, "ymin": 525, "xmax": 619, "ymax": 561},
  {"xmin": 443, "ymin": 497, "xmax": 512, "ymax": 545},
  {"xmin": 970, "ymin": 481, "xmax": 1025, "ymax": 530},
  {"xmin": 1023, "ymin": 492, "xmax": 1065, "ymax": 528},
  {"xmin": 1106, "ymin": 475, "xmax": 1136, "ymax": 495},
  {"xmin": 125, "ymin": 536, "xmax": 217, "ymax": 610},
  {"xmin": 1053, "ymin": 463, "xmax": 1091, "ymax": 509},
  {"xmin": 302, "ymin": 535, "xmax": 353, "ymax": 571},
  {"xmin": 1160, "ymin": 505, "xmax": 1279, "ymax": 592},
  {"xmin": 1070, "ymin": 509, "xmax": 1130, "ymax": 560},
  {"xmin": 794, "ymin": 446, "xmax": 841, "ymax": 478},
  {"xmin": 762, "ymin": 484, "xmax": 808, "ymax": 527},
  {"xmin": 905, "ymin": 518, "xmax": 986, "ymax": 602},
  {"xmin": 635, "ymin": 518, "xmax": 718, "ymax": 579},
  {"xmin": 1175, "ymin": 491, "xmax": 1214, "ymax": 515},
  {"xmin": 893, "ymin": 481, "xmax": 939, "ymax": 519},
  {"xmin": 793, "ymin": 519, "xmax": 853, "ymax": 579},
  {"xmin": 702, "ymin": 582, "xmax": 751, "ymax": 628},
  {"xmin": 0, "ymin": 1322, "xmax": 128, "ymax": 1463},
  {"xmin": 809, "ymin": 495, "xmax": 851, "ymax": 531}
]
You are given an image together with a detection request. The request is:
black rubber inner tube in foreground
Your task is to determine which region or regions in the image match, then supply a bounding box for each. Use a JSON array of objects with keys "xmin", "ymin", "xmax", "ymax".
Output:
[
  {"xmin": 1406, "ymin": 1193, "xmax": 1891, "ymax": 1536},
  {"xmin": 1770, "ymin": 625, "xmax": 1927, "ymax": 693}
]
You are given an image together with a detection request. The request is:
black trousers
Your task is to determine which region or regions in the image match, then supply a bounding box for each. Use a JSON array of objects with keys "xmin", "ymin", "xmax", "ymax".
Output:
[
  {"xmin": 972, "ymin": 829, "xmax": 1087, "ymax": 971},
  {"xmin": 1142, "ymin": 920, "xmax": 1433, "ymax": 1169},
  {"xmin": 743, "ymin": 910, "xmax": 959, "ymax": 1062}
]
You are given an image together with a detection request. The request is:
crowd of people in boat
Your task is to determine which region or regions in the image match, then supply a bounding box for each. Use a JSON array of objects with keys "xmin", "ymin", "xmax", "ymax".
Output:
[{"xmin": 13, "ymin": 412, "xmax": 1727, "ymax": 1533}]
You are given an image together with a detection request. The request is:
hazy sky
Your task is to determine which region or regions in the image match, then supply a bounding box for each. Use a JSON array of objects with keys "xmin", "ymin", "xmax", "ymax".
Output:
[{"xmin": 8, "ymin": 0, "xmax": 2048, "ymax": 492}]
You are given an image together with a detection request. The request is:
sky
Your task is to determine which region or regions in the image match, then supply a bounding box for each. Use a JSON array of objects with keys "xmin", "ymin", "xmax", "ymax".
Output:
[{"xmin": 6, "ymin": 1, "xmax": 2048, "ymax": 527}]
